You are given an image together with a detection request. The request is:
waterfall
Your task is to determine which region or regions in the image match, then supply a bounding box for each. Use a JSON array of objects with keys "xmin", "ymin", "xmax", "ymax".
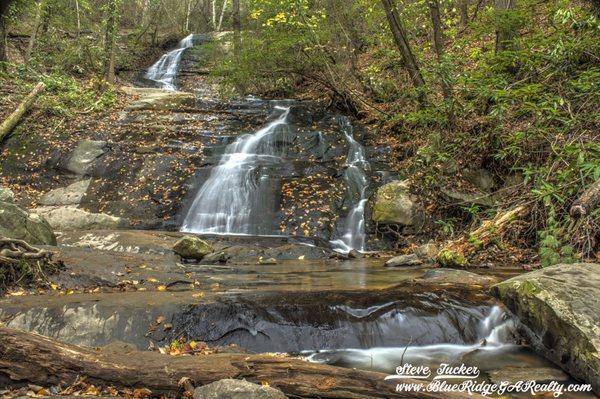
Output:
[
  {"xmin": 181, "ymin": 106, "xmax": 291, "ymax": 235},
  {"xmin": 330, "ymin": 117, "xmax": 371, "ymax": 253},
  {"xmin": 146, "ymin": 34, "xmax": 194, "ymax": 91}
]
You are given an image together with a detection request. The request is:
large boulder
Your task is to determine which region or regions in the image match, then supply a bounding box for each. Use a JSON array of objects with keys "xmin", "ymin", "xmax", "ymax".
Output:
[
  {"xmin": 0, "ymin": 201, "xmax": 56, "ymax": 245},
  {"xmin": 371, "ymin": 180, "xmax": 417, "ymax": 226},
  {"xmin": 66, "ymin": 140, "xmax": 107, "ymax": 175},
  {"xmin": 32, "ymin": 206, "xmax": 123, "ymax": 231},
  {"xmin": 193, "ymin": 379, "xmax": 287, "ymax": 399},
  {"xmin": 39, "ymin": 179, "xmax": 91, "ymax": 206},
  {"xmin": 492, "ymin": 263, "xmax": 600, "ymax": 393},
  {"xmin": 0, "ymin": 187, "xmax": 14, "ymax": 203},
  {"xmin": 173, "ymin": 235, "xmax": 213, "ymax": 260}
]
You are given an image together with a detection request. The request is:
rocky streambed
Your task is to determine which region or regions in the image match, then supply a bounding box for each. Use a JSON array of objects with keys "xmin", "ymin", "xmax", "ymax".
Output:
[{"xmin": 0, "ymin": 37, "xmax": 598, "ymax": 398}]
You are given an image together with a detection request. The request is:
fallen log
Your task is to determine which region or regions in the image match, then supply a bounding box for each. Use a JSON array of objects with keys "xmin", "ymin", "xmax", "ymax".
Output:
[
  {"xmin": 570, "ymin": 178, "xmax": 600, "ymax": 218},
  {"xmin": 0, "ymin": 82, "xmax": 45, "ymax": 143},
  {"xmin": 437, "ymin": 205, "xmax": 528, "ymax": 267},
  {"xmin": 0, "ymin": 326, "xmax": 480, "ymax": 399}
]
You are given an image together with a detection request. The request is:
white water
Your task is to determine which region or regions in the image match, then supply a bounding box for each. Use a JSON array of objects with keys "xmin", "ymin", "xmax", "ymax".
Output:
[
  {"xmin": 330, "ymin": 117, "xmax": 371, "ymax": 253},
  {"xmin": 146, "ymin": 34, "xmax": 194, "ymax": 91},
  {"xmin": 305, "ymin": 306, "xmax": 518, "ymax": 371},
  {"xmin": 182, "ymin": 106, "xmax": 291, "ymax": 234}
]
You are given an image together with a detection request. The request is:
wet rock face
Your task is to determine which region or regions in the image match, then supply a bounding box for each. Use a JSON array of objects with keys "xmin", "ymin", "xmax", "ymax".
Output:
[
  {"xmin": 0, "ymin": 201, "xmax": 56, "ymax": 245},
  {"xmin": 492, "ymin": 263, "xmax": 600, "ymax": 393},
  {"xmin": 193, "ymin": 379, "xmax": 288, "ymax": 399}
]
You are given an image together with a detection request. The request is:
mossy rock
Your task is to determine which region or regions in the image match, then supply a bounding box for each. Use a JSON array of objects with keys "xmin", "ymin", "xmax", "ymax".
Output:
[
  {"xmin": 173, "ymin": 235, "xmax": 213, "ymax": 260},
  {"xmin": 371, "ymin": 180, "xmax": 416, "ymax": 226},
  {"xmin": 0, "ymin": 201, "xmax": 56, "ymax": 245}
]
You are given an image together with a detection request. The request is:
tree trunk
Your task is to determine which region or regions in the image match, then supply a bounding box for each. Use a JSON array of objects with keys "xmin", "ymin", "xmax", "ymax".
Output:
[
  {"xmin": 25, "ymin": 0, "xmax": 45, "ymax": 63},
  {"xmin": 428, "ymin": 0, "xmax": 454, "ymax": 121},
  {"xmin": 211, "ymin": 0, "xmax": 216, "ymax": 30},
  {"xmin": 232, "ymin": 0, "xmax": 240, "ymax": 61},
  {"xmin": 103, "ymin": 0, "xmax": 121, "ymax": 84},
  {"xmin": 0, "ymin": 14, "xmax": 7, "ymax": 64},
  {"xmin": 494, "ymin": 0, "xmax": 517, "ymax": 52},
  {"xmin": 0, "ymin": 82, "xmax": 45, "ymax": 143},
  {"xmin": 380, "ymin": 0, "xmax": 426, "ymax": 101},
  {"xmin": 75, "ymin": 0, "xmax": 81, "ymax": 35},
  {"xmin": 216, "ymin": 0, "xmax": 227, "ymax": 31},
  {"xmin": 570, "ymin": 179, "xmax": 600, "ymax": 218},
  {"xmin": 458, "ymin": 0, "xmax": 469, "ymax": 29},
  {"xmin": 0, "ymin": 326, "xmax": 481, "ymax": 399}
]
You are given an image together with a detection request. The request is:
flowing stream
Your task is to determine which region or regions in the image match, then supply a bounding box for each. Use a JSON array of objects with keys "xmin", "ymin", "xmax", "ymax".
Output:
[{"xmin": 146, "ymin": 34, "xmax": 194, "ymax": 90}]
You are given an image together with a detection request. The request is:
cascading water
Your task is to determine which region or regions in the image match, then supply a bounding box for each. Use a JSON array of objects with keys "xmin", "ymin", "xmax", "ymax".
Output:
[
  {"xmin": 330, "ymin": 116, "xmax": 371, "ymax": 253},
  {"xmin": 146, "ymin": 34, "xmax": 194, "ymax": 91},
  {"xmin": 181, "ymin": 106, "xmax": 291, "ymax": 235},
  {"xmin": 305, "ymin": 305, "xmax": 519, "ymax": 372}
]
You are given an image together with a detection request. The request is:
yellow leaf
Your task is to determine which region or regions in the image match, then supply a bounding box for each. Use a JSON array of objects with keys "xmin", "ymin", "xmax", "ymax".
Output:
[
  {"xmin": 50, "ymin": 283, "xmax": 58, "ymax": 290},
  {"xmin": 189, "ymin": 341, "xmax": 198, "ymax": 349},
  {"xmin": 148, "ymin": 278, "xmax": 159, "ymax": 283},
  {"xmin": 157, "ymin": 285, "xmax": 167, "ymax": 292},
  {"xmin": 298, "ymin": 255, "xmax": 305, "ymax": 260}
]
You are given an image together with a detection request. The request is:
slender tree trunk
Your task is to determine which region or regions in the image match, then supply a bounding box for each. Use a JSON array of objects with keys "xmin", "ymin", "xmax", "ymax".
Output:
[
  {"xmin": 211, "ymin": 0, "xmax": 216, "ymax": 30},
  {"xmin": 185, "ymin": 0, "xmax": 192, "ymax": 32},
  {"xmin": 380, "ymin": 0, "xmax": 426, "ymax": 101},
  {"xmin": 232, "ymin": 0, "xmax": 240, "ymax": 61},
  {"xmin": 75, "ymin": 0, "xmax": 81, "ymax": 35},
  {"xmin": 458, "ymin": 0, "xmax": 469, "ymax": 29},
  {"xmin": 494, "ymin": 0, "xmax": 517, "ymax": 52},
  {"xmin": 428, "ymin": 0, "xmax": 453, "ymax": 115},
  {"xmin": 216, "ymin": 0, "xmax": 227, "ymax": 31},
  {"xmin": 25, "ymin": 0, "xmax": 45, "ymax": 63},
  {"xmin": 103, "ymin": 0, "xmax": 121, "ymax": 84}
]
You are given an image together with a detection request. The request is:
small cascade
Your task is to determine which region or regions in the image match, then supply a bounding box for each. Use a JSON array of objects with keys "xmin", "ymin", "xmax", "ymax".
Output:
[
  {"xmin": 305, "ymin": 305, "xmax": 519, "ymax": 373},
  {"xmin": 330, "ymin": 116, "xmax": 371, "ymax": 253},
  {"xmin": 181, "ymin": 106, "xmax": 291, "ymax": 235},
  {"xmin": 146, "ymin": 34, "xmax": 194, "ymax": 90}
]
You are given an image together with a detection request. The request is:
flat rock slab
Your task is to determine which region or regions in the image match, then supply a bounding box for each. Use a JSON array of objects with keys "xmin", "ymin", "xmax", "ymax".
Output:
[
  {"xmin": 492, "ymin": 263, "xmax": 600, "ymax": 392},
  {"xmin": 38, "ymin": 179, "xmax": 91, "ymax": 206},
  {"xmin": 32, "ymin": 206, "xmax": 123, "ymax": 231}
]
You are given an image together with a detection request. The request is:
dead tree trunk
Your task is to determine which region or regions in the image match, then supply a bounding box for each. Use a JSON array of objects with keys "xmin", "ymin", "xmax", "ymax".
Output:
[
  {"xmin": 438, "ymin": 206, "xmax": 528, "ymax": 267},
  {"xmin": 0, "ymin": 82, "xmax": 45, "ymax": 143},
  {"xmin": 570, "ymin": 179, "xmax": 600, "ymax": 218},
  {"xmin": 380, "ymin": 0, "xmax": 426, "ymax": 102},
  {"xmin": 0, "ymin": 326, "xmax": 481, "ymax": 399}
]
